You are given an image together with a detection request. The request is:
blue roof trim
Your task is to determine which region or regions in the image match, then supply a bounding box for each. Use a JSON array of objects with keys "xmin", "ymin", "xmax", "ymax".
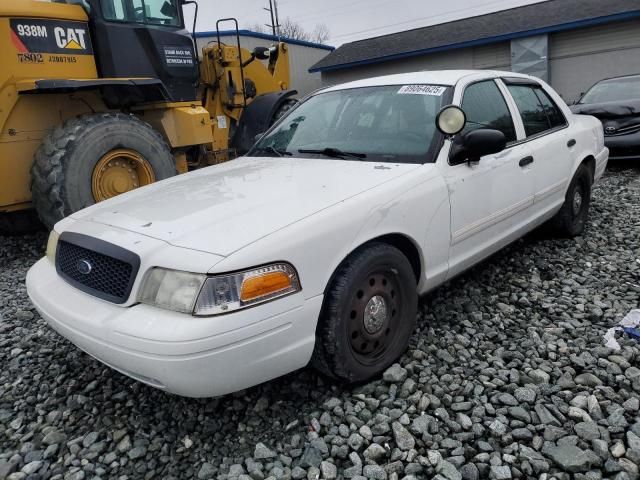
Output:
[
  {"xmin": 195, "ymin": 29, "xmax": 335, "ymax": 51},
  {"xmin": 309, "ymin": 10, "xmax": 640, "ymax": 73}
]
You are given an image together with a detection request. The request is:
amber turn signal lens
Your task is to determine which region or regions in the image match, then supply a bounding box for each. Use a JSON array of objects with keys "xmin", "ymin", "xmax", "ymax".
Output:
[{"xmin": 240, "ymin": 271, "xmax": 293, "ymax": 302}]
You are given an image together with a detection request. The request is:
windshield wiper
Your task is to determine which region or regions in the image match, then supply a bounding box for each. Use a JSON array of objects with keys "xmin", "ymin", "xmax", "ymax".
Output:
[
  {"xmin": 256, "ymin": 146, "xmax": 292, "ymax": 157},
  {"xmin": 298, "ymin": 147, "xmax": 367, "ymax": 160}
]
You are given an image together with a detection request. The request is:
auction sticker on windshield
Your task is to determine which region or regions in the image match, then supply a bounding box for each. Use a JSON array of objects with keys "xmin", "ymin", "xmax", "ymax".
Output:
[{"xmin": 397, "ymin": 85, "xmax": 446, "ymax": 96}]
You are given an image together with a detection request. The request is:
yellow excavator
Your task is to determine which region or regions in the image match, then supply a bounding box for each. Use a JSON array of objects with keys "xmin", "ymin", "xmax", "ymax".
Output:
[{"xmin": 0, "ymin": 0, "xmax": 296, "ymax": 234}]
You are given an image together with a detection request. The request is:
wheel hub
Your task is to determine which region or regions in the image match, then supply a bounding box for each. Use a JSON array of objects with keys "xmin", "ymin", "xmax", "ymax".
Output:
[
  {"xmin": 92, "ymin": 149, "xmax": 155, "ymax": 202},
  {"xmin": 364, "ymin": 295, "xmax": 387, "ymax": 334},
  {"xmin": 573, "ymin": 189, "xmax": 583, "ymax": 215}
]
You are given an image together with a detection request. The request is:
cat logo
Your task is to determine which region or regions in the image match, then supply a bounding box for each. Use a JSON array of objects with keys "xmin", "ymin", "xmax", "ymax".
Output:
[{"xmin": 53, "ymin": 26, "xmax": 87, "ymax": 50}]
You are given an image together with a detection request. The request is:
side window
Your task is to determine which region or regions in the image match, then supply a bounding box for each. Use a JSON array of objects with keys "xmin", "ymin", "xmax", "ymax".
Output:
[
  {"xmin": 100, "ymin": 0, "xmax": 181, "ymax": 26},
  {"xmin": 460, "ymin": 81, "xmax": 517, "ymax": 143},
  {"xmin": 507, "ymin": 84, "xmax": 566, "ymax": 136},
  {"xmin": 535, "ymin": 89, "xmax": 566, "ymax": 129}
]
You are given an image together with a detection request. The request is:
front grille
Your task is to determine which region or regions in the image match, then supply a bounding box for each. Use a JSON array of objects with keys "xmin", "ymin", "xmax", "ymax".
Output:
[{"xmin": 56, "ymin": 232, "xmax": 140, "ymax": 304}]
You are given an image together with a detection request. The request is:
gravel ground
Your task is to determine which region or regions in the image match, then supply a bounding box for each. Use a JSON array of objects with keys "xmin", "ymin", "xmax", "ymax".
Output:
[{"xmin": 1, "ymin": 165, "xmax": 639, "ymax": 480}]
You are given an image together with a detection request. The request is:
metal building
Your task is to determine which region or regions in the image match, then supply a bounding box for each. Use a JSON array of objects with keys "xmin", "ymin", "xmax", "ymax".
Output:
[
  {"xmin": 310, "ymin": 0, "xmax": 640, "ymax": 102},
  {"xmin": 195, "ymin": 30, "xmax": 334, "ymax": 97}
]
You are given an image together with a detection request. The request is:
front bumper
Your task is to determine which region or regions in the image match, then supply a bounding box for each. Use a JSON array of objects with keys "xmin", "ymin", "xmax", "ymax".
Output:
[
  {"xmin": 605, "ymin": 131, "xmax": 640, "ymax": 160},
  {"xmin": 27, "ymin": 258, "xmax": 322, "ymax": 397}
]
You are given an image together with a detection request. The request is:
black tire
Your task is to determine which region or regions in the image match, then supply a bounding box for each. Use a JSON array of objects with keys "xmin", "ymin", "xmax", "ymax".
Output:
[
  {"xmin": 270, "ymin": 99, "xmax": 297, "ymax": 125},
  {"xmin": 312, "ymin": 243, "xmax": 418, "ymax": 383},
  {"xmin": 0, "ymin": 210, "xmax": 43, "ymax": 236},
  {"xmin": 548, "ymin": 164, "xmax": 592, "ymax": 237},
  {"xmin": 31, "ymin": 113, "xmax": 177, "ymax": 229}
]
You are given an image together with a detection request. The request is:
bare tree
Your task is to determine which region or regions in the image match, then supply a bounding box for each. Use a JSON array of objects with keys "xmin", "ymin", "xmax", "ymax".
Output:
[
  {"xmin": 247, "ymin": 17, "xmax": 330, "ymax": 44},
  {"xmin": 310, "ymin": 23, "xmax": 330, "ymax": 44}
]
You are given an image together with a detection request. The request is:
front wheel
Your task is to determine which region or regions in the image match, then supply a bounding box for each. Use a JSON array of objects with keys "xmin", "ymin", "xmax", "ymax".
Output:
[
  {"xmin": 312, "ymin": 243, "xmax": 418, "ymax": 383},
  {"xmin": 548, "ymin": 164, "xmax": 592, "ymax": 237}
]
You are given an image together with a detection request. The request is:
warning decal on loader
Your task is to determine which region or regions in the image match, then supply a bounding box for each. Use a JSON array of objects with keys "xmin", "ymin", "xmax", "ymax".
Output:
[{"xmin": 10, "ymin": 18, "xmax": 93, "ymax": 55}]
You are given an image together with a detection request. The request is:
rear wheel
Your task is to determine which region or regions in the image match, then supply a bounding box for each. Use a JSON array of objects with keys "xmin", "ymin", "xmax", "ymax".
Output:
[
  {"xmin": 548, "ymin": 164, "xmax": 592, "ymax": 237},
  {"xmin": 270, "ymin": 99, "xmax": 297, "ymax": 124},
  {"xmin": 312, "ymin": 243, "xmax": 418, "ymax": 383},
  {"xmin": 31, "ymin": 113, "xmax": 176, "ymax": 229}
]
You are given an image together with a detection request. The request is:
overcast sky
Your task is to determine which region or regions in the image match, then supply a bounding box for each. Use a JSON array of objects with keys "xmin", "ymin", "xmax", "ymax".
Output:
[{"xmin": 184, "ymin": 0, "xmax": 549, "ymax": 46}]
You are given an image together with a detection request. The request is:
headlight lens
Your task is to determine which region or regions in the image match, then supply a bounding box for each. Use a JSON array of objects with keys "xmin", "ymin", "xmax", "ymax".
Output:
[
  {"xmin": 139, "ymin": 268, "xmax": 206, "ymax": 314},
  {"xmin": 193, "ymin": 263, "xmax": 301, "ymax": 316},
  {"xmin": 46, "ymin": 230, "xmax": 60, "ymax": 263},
  {"xmin": 138, "ymin": 263, "xmax": 301, "ymax": 316}
]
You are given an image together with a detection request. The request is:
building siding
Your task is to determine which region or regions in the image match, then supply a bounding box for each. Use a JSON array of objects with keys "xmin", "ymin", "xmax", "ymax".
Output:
[
  {"xmin": 321, "ymin": 19, "xmax": 640, "ymax": 104},
  {"xmin": 195, "ymin": 35, "xmax": 330, "ymax": 96}
]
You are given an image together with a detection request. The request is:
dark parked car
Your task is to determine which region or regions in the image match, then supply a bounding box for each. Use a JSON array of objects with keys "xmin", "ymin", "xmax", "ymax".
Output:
[{"xmin": 571, "ymin": 74, "xmax": 640, "ymax": 160}]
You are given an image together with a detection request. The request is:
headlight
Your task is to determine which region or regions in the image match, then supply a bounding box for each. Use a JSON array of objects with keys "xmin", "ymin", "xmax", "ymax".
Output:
[
  {"xmin": 139, "ymin": 268, "xmax": 206, "ymax": 314},
  {"xmin": 46, "ymin": 230, "xmax": 60, "ymax": 263},
  {"xmin": 138, "ymin": 263, "xmax": 301, "ymax": 316}
]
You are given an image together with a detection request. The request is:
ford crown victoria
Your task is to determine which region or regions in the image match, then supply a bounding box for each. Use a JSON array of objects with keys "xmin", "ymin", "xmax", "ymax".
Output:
[{"xmin": 27, "ymin": 70, "xmax": 608, "ymax": 397}]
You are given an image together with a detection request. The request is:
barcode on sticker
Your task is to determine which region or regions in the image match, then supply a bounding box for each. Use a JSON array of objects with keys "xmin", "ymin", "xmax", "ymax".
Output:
[{"xmin": 398, "ymin": 85, "xmax": 446, "ymax": 96}]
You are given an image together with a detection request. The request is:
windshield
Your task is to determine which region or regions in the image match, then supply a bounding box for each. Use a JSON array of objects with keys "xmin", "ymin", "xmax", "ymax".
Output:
[
  {"xmin": 249, "ymin": 85, "xmax": 451, "ymax": 163},
  {"xmin": 580, "ymin": 76, "xmax": 640, "ymax": 104}
]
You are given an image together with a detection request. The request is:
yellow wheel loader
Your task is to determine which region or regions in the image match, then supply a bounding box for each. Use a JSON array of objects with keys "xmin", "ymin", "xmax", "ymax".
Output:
[{"xmin": 0, "ymin": 1, "xmax": 297, "ymax": 234}]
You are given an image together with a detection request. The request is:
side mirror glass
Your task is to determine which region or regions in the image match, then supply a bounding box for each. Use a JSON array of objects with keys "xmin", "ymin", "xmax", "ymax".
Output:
[
  {"xmin": 451, "ymin": 129, "xmax": 507, "ymax": 164},
  {"xmin": 436, "ymin": 105, "xmax": 466, "ymax": 135}
]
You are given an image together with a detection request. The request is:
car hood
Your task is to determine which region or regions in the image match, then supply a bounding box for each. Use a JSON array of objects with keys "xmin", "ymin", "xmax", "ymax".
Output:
[
  {"xmin": 570, "ymin": 99, "xmax": 640, "ymax": 118},
  {"xmin": 71, "ymin": 157, "xmax": 421, "ymax": 256}
]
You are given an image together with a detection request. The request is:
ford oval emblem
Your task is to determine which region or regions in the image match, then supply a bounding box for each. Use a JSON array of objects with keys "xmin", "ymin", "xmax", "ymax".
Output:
[{"xmin": 76, "ymin": 259, "xmax": 93, "ymax": 275}]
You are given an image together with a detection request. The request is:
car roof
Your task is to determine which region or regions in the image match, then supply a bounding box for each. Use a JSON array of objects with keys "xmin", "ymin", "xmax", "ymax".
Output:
[{"xmin": 320, "ymin": 69, "xmax": 536, "ymax": 93}]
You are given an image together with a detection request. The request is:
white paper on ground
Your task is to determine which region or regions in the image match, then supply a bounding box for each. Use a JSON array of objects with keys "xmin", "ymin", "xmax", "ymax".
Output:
[{"xmin": 603, "ymin": 309, "xmax": 640, "ymax": 350}]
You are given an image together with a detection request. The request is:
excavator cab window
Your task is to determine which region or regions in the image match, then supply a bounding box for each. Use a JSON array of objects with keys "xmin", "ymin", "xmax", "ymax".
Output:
[{"xmin": 100, "ymin": 0, "xmax": 182, "ymax": 26}]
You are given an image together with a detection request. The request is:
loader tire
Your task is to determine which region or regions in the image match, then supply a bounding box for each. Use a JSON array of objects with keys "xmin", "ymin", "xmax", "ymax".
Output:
[{"xmin": 31, "ymin": 113, "xmax": 177, "ymax": 229}]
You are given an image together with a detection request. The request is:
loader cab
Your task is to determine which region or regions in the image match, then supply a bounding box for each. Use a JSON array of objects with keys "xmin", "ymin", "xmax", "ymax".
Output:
[{"xmin": 87, "ymin": 0, "xmax": 199, "ymax": 103}]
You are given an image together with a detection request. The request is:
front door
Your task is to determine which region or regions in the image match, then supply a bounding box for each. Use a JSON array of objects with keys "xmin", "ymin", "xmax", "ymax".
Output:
[{"xmin": 441, "ymin": 79, "xmax": 536, "ymax": 278}]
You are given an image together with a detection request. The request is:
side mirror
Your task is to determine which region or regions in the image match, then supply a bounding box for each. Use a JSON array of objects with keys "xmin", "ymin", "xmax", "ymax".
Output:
[{"xmin": 450, "ymin": 129, "xmax": 507, "ymax": 164}]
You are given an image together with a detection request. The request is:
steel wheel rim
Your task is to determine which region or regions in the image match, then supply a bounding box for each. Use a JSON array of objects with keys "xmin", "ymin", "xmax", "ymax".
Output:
[
  {"xmin": 348, "ymin": 271, "xmax": 401, "ymax": 364},
  {"xmin": 92, "ymin": 149, "xmax": 155, "ymax": 202}
]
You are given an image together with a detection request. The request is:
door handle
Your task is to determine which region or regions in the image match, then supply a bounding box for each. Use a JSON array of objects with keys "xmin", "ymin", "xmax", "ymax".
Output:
[
  {"xmin": 519, "ymin": 156, "xmax": 534, "ymax": 167},
  {"xmin": 567, "ymin": 139, "xmax": 577, "ymax": 147}
]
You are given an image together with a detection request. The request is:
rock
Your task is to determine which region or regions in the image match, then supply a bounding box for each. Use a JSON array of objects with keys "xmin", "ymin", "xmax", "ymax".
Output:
[
  {"xmin": 460, "ymin": 463, "xmax": 479, "ymax": 480},
  {"xmin": 575, "ymin": 373, "xmax": 602, "ymax": 387},
  {"xmin": 362, "ymin": 465, "xmax": 387, "ymax": 479},
  {"xmin": 529, "ymin": 369, "xmax": 550, "ymax": 384},
  {"xmin": 363, "ymin": 444, "xmax": 387, "ymax": 462},
  {"xmin": 574, "ymin": 422, "xmax": 600, "ymax": 440},
  {"xmin": 299, "ymin": 446, "xmax": 323, "ymax": 468},
  {"xmin": 254, "ymin": 442, "xmax": 277, "ymax": 460},
  {"xmin": 489, "ymin": 466, "xmax": 511, "ymax": 480},
  {"xmin": 436, "ymin": 459, "xmax": 462, "ymax": 480},
  {"xmin": 498, "ymin": 393, "xmax": 518, "ymax": 406},
  {"xmin": 127, "ymin": 446, "xmax": 146, "ymax": 459},
  {"xmin": 514, "ymin": 388, "xmax": 536, "ymax": 404},
  {"xmin": 320, "ymin": 461, "xmax": 337, "ymax": 480},
  {"xmin": 42, "ymin": 430, "xmax": 66, "ymax": 445},
  {"xmin": 392, "ymin": 422, "xmax": 415, "ymax": 451},
  {"xmin": 197, "ymin": 463, "xmax": 216, "ymax": 479},
  {"xmin": 544, "ymin": 444, "xmax": 593, "ymax": 473},
  {"xmin": 383, "ymin": 364, "xmax": 407, "ymax": 383}
]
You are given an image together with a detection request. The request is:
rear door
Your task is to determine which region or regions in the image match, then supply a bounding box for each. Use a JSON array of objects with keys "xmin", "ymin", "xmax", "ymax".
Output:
[
  {"xmin": 501, "ymin": 79, "xmax": 573, "ymax": 217},
  {"xmin": 442, "ymin": 79, "xmax": 536, "ymax": 278}
]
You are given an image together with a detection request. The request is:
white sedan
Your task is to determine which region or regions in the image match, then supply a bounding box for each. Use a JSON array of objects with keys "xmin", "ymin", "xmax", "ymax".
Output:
[{"xmin": 27, "ymin": 70, "xmax": 608, "ymax": 397}]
